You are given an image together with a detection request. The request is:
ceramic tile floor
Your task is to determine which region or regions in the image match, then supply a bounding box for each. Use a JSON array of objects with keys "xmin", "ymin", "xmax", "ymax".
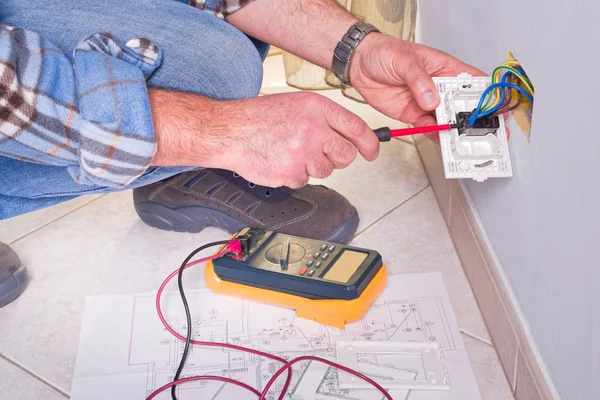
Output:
[{"xmin": 0, "ymin": 55, "xmax": 513, "ymax": 400}]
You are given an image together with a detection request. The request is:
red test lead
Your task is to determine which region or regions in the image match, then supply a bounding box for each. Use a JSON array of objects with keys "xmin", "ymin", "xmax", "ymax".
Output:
[{"xmin": 374, "ymin": 124, "xmax": 460, "ymax": 141}]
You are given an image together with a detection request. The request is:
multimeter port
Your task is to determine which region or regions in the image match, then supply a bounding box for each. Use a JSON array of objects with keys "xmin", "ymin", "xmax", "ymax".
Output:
[{"xmin": 236, "ymin": 234, "xmax": 252, "ymax": 254}]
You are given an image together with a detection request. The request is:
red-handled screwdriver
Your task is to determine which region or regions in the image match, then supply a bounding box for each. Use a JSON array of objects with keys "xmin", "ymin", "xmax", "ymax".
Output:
[{"xmin": 374, "ymin": 124, "xmax": 460, "ymax": 142}]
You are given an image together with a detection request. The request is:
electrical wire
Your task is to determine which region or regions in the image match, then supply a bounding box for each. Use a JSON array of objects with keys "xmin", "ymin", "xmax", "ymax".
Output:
[
  {"xmin": 491, "ymin": 65, "xmax": 534, "ymax": 95},
  {"xmin": 494, "ymin": 74, "xmax": 522, "ymax": 116},
  {"xmin": 151, "ymin": 240, "xmax": 393, "ymax": 400},
  {"xmin": 495, "ymin": 90, "xmax": 522, "ymax": 116},
  {"xmin": 495, "ymin": 84, "xmax": 513, "ymax": 112},
  {"xmin": 469, "ymin": 82, "xmax": 534, "ymax": 126},
  {"xmin": 481, "ymin": 61, "xmax": 534, "ymax": 112},
  {"xmin": 170, "ymin": 240, "xmax": 231, "ymax": 400},
  {"xmin": 153, "ymin": 242, "xmax": 292, "ymax": 400},
  {"xmin": 503, "ymin": 64, "xmax": 532, "ymax": 87},
  {"xmin": 482, "ymin": 71, "xmax": 511, "ymax": 111},
  {"xmin": 480, "ymin": 72, "xmax": 512, "ymax": 116},
  {"xmin": 483, "ymin": 75, "xmax": 505, "ymax": 111},
  {"xmin": 147, "ymin": 376, "xmax": 261, "ymax": 400},
  {"xmin": 482, "ymin": 83, "xmax": 532, "ymax": 113}
]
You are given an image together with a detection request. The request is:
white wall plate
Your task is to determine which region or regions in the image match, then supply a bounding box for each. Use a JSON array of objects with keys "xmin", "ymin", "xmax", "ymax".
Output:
[
  {"xmin": 336, "ymin": 341, "xmax": 450, "ymax": 391},
  {"xmin": 433, "ymin": 74, "xmax": 513, "ymax": 182},
  {"xmin": 290, "ymin": 356, "xmax": 415, "ymax": 400}
]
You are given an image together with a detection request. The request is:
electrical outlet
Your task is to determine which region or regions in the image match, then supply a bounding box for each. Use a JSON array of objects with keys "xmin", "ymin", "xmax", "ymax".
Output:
[{"xmin": 433, "ymin": 74, "xmax": 513, "ymax": 182}]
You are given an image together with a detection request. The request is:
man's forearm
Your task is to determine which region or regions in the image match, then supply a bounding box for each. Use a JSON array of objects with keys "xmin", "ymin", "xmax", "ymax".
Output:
[
  {"xmin": 149, "ymin": 89, "xmax": 238, "ymax": 169},
  {"xmin": 227, "ymin": 0, "xmax": 358, "ymax": 70}
]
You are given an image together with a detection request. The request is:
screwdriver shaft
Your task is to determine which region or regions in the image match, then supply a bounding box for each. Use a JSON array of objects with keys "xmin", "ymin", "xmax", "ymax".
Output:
[{"xmin": 389, "ymin": 124, "xmax": 452, "ymax": 137}]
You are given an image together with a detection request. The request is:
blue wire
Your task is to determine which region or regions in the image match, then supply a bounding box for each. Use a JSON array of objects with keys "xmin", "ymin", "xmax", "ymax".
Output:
[
  {"xmin": 477, "ymin": 73, "xmax": 511, "ymax": 118},
  {"xmin": 467, "ymin": 84, "xmax": 501, "ymax": 125},
  {"xmin": 468, "ymin": 82, "xmax": 534, "ymax": 126}
]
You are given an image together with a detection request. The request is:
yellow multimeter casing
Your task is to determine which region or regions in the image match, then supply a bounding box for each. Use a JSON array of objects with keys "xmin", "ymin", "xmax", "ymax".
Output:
[{"xmin": 205, "ymin": 228, "xmax": 387, "ymax": 329}]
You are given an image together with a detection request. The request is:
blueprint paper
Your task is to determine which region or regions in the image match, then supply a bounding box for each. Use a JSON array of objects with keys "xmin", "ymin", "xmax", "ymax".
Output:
[{"xmin": 71, "ymin": 273, "xmax": 481, "ymax": 400}]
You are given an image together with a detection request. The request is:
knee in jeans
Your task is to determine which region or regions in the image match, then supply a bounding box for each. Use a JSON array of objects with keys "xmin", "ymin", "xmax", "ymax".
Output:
[
  {"xmin": 156, "ymin": 25, "xmax": 264, "ymax": 101},
  {"xmin": 217, "ymin": 33, "xmax": 264, "ymax": 100}
]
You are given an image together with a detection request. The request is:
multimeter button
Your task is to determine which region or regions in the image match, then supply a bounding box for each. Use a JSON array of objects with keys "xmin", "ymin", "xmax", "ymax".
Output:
[
  {"xmin": 315, "ymin": 261, "xmax": 322, "ymax": 268},
  {"xmin": 313, "ymin": 252, "xmax": 321, "ymax": 259},
  {"xmin": 320, "ymin": 244, "xmax": 328, "ymax": 251},
  {"xmin": 299, "ymin": 267, "xmax": 308, "ymax": 275},
  {"xmin": 307, "ymin": 269, "xmax": 315, "ymax": 277},
  {"xmin": 321, "ymin": 253, "xmax": 329, "ymax": 260},
  {"xmin": 328, "ymin": 245, "xmax": 336, "ymax": 252},
  {"xmin": 307, "ymin": 260, "xmax": 314, "ymax": 267}
]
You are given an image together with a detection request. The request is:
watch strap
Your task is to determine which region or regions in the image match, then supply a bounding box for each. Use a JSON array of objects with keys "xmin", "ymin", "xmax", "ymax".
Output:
[{"xmin": 332, "ymin": 22, "xmax": 380, "ymax": 86}]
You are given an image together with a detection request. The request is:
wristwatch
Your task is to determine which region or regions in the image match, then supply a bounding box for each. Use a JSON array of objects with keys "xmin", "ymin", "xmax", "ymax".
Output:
[{"xmin": 332, "ymin": 22, "xmax": 380, "ymax": 86}]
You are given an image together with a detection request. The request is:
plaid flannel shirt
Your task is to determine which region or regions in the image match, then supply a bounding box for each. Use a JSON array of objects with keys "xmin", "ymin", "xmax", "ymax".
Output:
[{"xmin": 0, "ymin": 0, "xmax": 254, "ymax": 188}]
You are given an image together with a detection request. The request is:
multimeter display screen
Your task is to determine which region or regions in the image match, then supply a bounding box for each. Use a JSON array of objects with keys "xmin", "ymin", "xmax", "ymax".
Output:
[{"xmin": 323, "ymin": 250, "xmax": 368, "ymax": 283}]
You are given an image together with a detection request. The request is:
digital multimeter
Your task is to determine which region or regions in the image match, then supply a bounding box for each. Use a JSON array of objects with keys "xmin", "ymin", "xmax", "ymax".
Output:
[{"xmin": 205, "ymin": 228, "xmax": 388, "ymax": 328}]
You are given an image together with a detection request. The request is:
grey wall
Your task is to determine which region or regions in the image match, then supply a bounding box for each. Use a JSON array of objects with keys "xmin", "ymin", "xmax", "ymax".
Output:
[{"xmin": 419, "ymin": 1, "xmax": 600, "ymax": 399}]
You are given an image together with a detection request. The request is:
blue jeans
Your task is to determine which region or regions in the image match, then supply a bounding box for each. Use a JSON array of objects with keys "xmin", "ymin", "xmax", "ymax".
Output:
[{"xmin": 0, "ymin": 0, "xmax": 267, "ymax": 219}]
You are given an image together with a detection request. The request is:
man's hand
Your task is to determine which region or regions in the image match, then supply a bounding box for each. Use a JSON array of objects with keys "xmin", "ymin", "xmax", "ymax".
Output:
[
  {"xmin": 350, "ymin": 34, "xmax": 484, "ymax": 128},
  {"xmin": 223, "ymin": 92, "xmax": 379, "ymax": 188},
  {"xmin": 150, "ymin": 90, "xmax": 379, "ymax": 188}
]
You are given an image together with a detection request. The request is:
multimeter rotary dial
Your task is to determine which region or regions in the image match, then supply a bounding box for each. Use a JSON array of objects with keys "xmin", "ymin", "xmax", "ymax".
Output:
[{"xmin": 265, "ymin": 243, "xmax": 306, "ymax": 266}]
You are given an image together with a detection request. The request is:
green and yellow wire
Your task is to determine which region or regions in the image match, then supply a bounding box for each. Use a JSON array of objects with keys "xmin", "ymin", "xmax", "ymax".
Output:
[{"xmin": 480, "ymin": 60, "xmax": 535, "ymax": 113}]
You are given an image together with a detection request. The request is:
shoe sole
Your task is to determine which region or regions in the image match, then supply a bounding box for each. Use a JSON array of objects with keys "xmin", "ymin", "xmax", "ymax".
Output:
[
  {"xmin": 133, "ymin": 190, "xmax": 359, "ymax": 244},
  {"xmin": 0, "ymin": 265, "xmax": 27, "ymax": 308}
]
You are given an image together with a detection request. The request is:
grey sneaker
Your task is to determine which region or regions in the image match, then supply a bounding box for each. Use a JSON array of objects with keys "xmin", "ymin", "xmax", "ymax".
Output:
[
  {"xmin": 0, "ymin": 242, "xmax": 27, "ymax": 307},
  {"xmin": 133, "ymin": 170, "xmax": 359, "ymax": 244}
]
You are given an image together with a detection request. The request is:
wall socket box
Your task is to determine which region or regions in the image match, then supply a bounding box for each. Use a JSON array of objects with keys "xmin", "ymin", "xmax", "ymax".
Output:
[
  {"xmin": 507, "ymin": 52, "xmax": 533, "ymax": 142},
  {"xmin": 433, "ymin": 74, "xmax": 513, "ymax": 182}
]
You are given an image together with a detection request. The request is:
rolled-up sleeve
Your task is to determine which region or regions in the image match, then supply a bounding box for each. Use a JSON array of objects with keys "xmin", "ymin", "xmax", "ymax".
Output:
[
  {"xmin": 189, "ymin": 0, "xmax": 256, "ymax": 19},
  {"xmin": 0, "ymin": 25, "xmax": 162, "ymax": 188}
]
